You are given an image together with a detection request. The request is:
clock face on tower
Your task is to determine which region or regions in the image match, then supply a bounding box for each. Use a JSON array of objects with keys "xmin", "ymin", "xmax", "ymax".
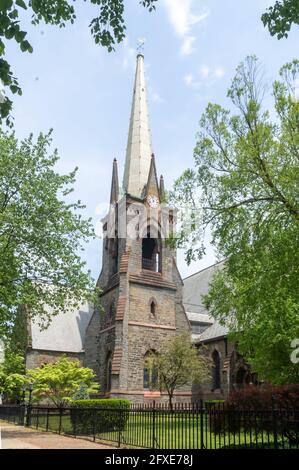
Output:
[{"xmin": 147, "ymin": 195, "xmax": 159, "ymax": 208}]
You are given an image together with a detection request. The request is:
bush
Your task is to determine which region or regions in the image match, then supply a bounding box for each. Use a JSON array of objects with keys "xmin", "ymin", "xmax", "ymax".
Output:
[
  {"xmin": 204, "ymin": 400, "xmax": 225, "ymax": 413},
  {"xmin": 226, "ymin": 385, "xmax": 299, "ymax": 410},
  {"xmin": 210, "ymin": 385, "xmax": 299, "ymax": 445},
  {"xmin": 69, "ymin": 399, "xmax": 130, "ymax": 436}
]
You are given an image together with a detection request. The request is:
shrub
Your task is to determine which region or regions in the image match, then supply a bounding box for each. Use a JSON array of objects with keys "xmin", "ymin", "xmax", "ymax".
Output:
[
  {"xmin": 203, "ymin": 400, "xmax": 225, "ymax": 413},
  {"xmin": 210, "ymin": 385, "xmax": 299, "ymax": 445},
  {"xmin": 69, "ymin": 399, "xmax": 130, "ymax": 436}
]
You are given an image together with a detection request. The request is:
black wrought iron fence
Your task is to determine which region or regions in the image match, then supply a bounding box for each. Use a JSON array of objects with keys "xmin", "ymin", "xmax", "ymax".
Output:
[
  {"xmin": 0, "ymin": 404, "xmax": 25, "ymax": 426},
  {"xmin": 0, "ymin": 402, "xmax": 298, "ymax": 449}
]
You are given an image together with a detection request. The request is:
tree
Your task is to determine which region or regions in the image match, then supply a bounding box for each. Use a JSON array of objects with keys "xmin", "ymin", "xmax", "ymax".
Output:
[
  {"xmin": 0, "ymin": 129, "xmax": 97, "ymax": 338},
  {"xmin": 171, "ymin": 57, "xmax": 299, "ymax": 385},
  {"xmin": 0, "ymin": 349, "xmax": 27, "ymax": 402},
  {"xmin": 262, "ymin": 0, "xmax": 299, "ymax": 39},
  {"xmin": 148, "ymin": 333, "xmax": 210, "ymax": 409},
  {"xmin": 27, "ymin": 356, "xmax": 99, "ymax": 406},
  {"xmin": 0, "ymin": 0, "xmax": 157, "ymax": 126}
]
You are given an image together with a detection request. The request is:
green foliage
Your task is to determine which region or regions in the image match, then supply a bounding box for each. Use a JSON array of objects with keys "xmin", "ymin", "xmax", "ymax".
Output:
[
  {"xmin": 69, "ymin": 398, "xmax": 130, "ymax": 435},
  {"xmin": 149, "ymin": 333, "xmax": 210, "ymax": 408},
  {"xmin": 262, "ymin": 0, "xmax": 299, "ymax": 39},
  {"xmin": 70, "ymin": 398, "xmax": 130, "ymax": 407},
  {"xmin": 1, "ymin": 348, "xmax": 25, "ymax": 375},
  {"xmin": 71, "ymin": 382, "xmax": 90, "ymax": 400},
  {"xmin": 0, "ymin": 0, "xmax": 158, "ymax": 125},
  {"xmin": 171, "ymin": 57, "xmax": 299, "ymax": 385},
  {"xmin": 27, "ymin": 356, "xmax": 100, "ymax": 406},
  {"xmin": 212, "ymin": 385, "xmax": 299, "ymax": 445},
  {"xmin": 0, "ymin": 348, "xmax": 27, "ymax": 402},
  {"xmin": 0, "ymin": 129, "xmax": 99, "ymax": 338}
]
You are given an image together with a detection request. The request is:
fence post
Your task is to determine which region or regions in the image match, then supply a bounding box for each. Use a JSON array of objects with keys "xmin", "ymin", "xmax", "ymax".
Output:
[
  {"xmin": 46, "ymin": 408, "xmax": 49, "ymax": 432},
  {"xmin": 118, "ymin": 407, "xmax": 122, "ymax": 448},
  {"xmin": 20, "ymin": 405, "xmax": 25, "ymax": 425},
  {"xmin": 272, "ymin": 395, "xmax": 279, "ymax": 450},
  {"xmin": 200, "ymin": 399, "xmax": 204, "ymax": 449},
  {"xmin": 93, "ymin": 416, "xmax": 96, "ymax": 442},
  {"xmin": 26, "ymin": 403, "xmax": 32, "ymax": 427},
  {"xmin": 152, "ymin": 401, "xmax": 156, "ymax": 450},
  {"xmin": 58, "ymin": 407, "xmax": 63, "ymax": 435}
]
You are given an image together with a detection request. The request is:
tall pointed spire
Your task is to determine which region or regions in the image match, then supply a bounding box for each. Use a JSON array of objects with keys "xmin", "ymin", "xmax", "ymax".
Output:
[
  {"xmin": 159, "ymin": 175, "xmax": 165, "ymax": 200},
  {"xmin": 110, "ymin": 158, "xmax": 119, "ymax": 204},
  {"xmin": 123, "ymin": 54, "xmax": 153, "ymax": 198},
  {"xmin": 146, "ymin": 153, "xmax": 159, "ymax": 198}
]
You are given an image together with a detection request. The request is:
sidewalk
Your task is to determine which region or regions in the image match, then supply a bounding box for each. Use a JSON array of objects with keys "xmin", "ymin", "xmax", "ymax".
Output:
[{"xmin": 0, "ymin": 421, "xmax": 116, "ymax": 449}]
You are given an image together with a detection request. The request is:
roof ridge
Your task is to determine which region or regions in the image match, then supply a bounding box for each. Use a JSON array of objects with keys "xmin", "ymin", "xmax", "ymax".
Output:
[{"xmin": 183, "ymin": 259, "xmax": 224, "ymax": 281}]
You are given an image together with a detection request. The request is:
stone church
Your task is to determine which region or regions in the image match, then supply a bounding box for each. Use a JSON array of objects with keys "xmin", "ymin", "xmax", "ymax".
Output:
[{"xmin": 25, "ymin": 54, "xmax": 256, "ymax": 403}]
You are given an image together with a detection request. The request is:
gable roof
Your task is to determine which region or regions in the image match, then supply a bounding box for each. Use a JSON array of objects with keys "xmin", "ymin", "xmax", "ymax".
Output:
[
  {"xmin": 199, "ymin": 320, "xmax": 229, "ymax": 342},
  {"xmin": 29, "ymin": 302, "xmax": 93, "ymax": 353},
  {"xmin": 182, "ymin": 261, "xmax": 229, "ymax": 342},
  {"xmin": 183, "ymin": 261, "xmax": 224, "ymax": 315}
]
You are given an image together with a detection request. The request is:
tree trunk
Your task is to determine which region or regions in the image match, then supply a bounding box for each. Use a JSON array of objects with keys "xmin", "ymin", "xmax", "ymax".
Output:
[{"xmin": 169, "ymin": 393, "xmax": 174, "ymax": 411}]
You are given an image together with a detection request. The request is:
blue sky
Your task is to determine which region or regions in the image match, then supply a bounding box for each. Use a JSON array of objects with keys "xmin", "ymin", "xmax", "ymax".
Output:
[{"xmin": 4, "ymin": 0, "xmax": 299, "ymax": 280}]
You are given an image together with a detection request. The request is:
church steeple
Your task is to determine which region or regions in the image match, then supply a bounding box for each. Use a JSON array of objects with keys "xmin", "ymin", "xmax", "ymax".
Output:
[
  {"xmin": 110, "ymin": 158, "xmax": 119, "ymax": 204},
  {"xmin": 123, "ymin": 54, "xmax": 153, "ymax": 198}
]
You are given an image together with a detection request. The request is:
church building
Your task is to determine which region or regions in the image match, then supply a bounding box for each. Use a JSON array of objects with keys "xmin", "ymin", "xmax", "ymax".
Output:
[
  {"xmin": 83, "ymin": 53, "xmax": 191, "ymax": 402},
  {"xmin": 24, "ymin": 54, "xmax": 256, "ymax": 403}
]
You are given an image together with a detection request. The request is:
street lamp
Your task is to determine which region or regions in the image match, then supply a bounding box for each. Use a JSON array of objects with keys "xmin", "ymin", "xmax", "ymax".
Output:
[{"xmin": 28, "ymin": 382, "xmax": 33, "ymax": 406}]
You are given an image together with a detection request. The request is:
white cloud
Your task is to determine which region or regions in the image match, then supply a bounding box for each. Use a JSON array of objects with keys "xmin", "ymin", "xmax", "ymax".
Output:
[
  {"xmin": 122, "ymin": 37, "xmax": 135, "ymax": 70},
  {"xmin": 184, "ymin": 65, "xmax": 225, "ymax": 90},
  {"xmin": 162, "ymin": 0, "xmax": 209, "ymax": 56},
  {"xmin": 184, "ymin": 74, "xmax": 201, "ymax": 90},
  {"xmin": 151, "ymin": 92, "xmax": 164, "ymax": 104},
  {"xmin": 214, "ymin": 67, "xmax": 225, "ymax": 78},
  {"xmin": 180, "ymin": 36, "xmax": 196, "ymax": 56},
  {"xmin": 199, "ymin": 65, "xmax": 210, "ymax": 78},
  {"xmin": 184, "ymin": 74, "xmax": 194, "ymax": 87}
]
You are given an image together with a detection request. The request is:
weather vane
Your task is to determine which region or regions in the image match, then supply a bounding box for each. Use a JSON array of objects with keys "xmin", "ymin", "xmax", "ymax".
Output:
[{"xmin": 137, "ymin": 37, "xmax": 146, "ymax": 54}]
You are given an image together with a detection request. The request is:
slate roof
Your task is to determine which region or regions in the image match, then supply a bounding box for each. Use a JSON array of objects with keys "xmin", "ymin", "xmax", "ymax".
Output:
[
  {"xmin": 199, "ymin": 320, "xmax": 229, "ymax": 342},
  {"xmin": 29, "ymin": 302, "xmax": 93, "ymax": 353},
  {"xmin": 183, "ymin": 261, "xmax": 229, "ymax": 343},
  {"xmin": 183, "ymin": 261, "xmax": 224, "ymax": 315},
  {"xmin": 186, "ymin": 311, "xmax": 214, "ymax": 324}
]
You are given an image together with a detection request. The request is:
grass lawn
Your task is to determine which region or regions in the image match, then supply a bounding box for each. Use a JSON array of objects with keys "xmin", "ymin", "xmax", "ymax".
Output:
[{"xmin": 28, "ymin": 410, "xmax": 291, "ymax": 449}]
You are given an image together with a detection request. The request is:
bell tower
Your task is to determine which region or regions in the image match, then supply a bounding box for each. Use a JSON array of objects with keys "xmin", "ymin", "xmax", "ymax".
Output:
[{"xmin": 84, "ymin": 53, "xmax": 191, "ymax": 402}]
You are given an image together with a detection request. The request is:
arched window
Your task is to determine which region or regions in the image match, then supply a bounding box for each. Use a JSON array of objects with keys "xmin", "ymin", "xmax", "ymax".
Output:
[
  {"xmin": 105, "ymin": 352, "xmax": 112, "ymax": 392},
  {"xmin": 143, "ymin": 351, "xmax": 159, "ymax": 390},
  {"xmin": 111, "ymin": 238, "xmax": 118, "ymax": 275},
  {"xmin": 149, "ymin": 298, "xmax": 157, "ymax": 317},
  {"xmin": 142, "ymin": 230, "xmax": 161, "ymax": 272},
  {"xmin": 109, "ymin": 303, "xmax": 114, "ymax": 317},
  {"xmin": 212, "ymin": 350, "xmax": 221, "ymax": 390}
]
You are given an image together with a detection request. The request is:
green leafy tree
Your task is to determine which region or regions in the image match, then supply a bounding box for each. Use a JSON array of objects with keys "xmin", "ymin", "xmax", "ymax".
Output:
[
  {"xmin": 171, "ymin": 57, "xmax": 299, "ymax": 385},
  {"xmin": 262, "ymin": 0, "xmax": 299, "ymax": 39},
  {"xmin": 0, "ymin": 349, "xmax": 27, "ymax": 402},
  {"xmin": 27, "ymin": 356, "xmax": 99, "ymax": 406},
  {"xmin": 0, "ymin": 0, "xmax": 157, "ymax": 125},
  {"xmin": 0, "ymin": 129, "xmax": 97, "ymax": 338},
  {"xmin": 148, "ymin": 333, "xmax": 210, "ymax": 409}
]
